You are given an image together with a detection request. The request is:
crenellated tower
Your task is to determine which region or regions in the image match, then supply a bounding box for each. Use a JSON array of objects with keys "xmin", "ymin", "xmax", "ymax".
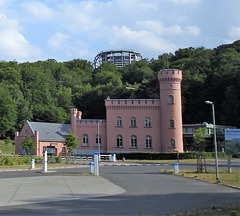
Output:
[{"xmin": 158, "ymin": 69, "xmax": 183, "ymax": 152}]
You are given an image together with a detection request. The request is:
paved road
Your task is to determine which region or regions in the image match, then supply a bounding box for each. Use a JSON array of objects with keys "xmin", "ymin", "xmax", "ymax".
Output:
[{"xmin": 0, "ymin": 164, "xmax": 239, "ymax": 215}]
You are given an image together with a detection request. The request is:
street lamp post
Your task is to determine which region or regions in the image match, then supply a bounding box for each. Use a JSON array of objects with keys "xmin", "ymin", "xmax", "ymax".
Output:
[
  {"xmin": 97, "ymin": 120, "xmax": 102, "ymax": 159},
  {"xmin": 205, "ymin": 100, "xmax": 219, "ymax": 180}
]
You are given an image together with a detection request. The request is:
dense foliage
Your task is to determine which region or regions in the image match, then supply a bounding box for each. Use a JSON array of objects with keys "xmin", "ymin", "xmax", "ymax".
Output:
[
  {"xmin": 65, "ymin": 130, "xmax": 79, "ymax": 152},
  {"xmin": 0, "ymin": 40, "xmax": 239, "ymax": 139}
]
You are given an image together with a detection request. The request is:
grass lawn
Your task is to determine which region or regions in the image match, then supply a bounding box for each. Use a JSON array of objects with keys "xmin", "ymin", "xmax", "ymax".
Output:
[
  {"xmin": 0, "ymin": 140, "xmax": 15, "ymax": 154},
  {"xmin": 175, "ymin": 169, "xmax": 240, "ymax": 189},
  {"xmin": 176, "ymin": 204, "xmax": 240, "ymax": 216},
  {"xmin": 126, "ymin": 159, "xmax": 216, "ymax": 164}
]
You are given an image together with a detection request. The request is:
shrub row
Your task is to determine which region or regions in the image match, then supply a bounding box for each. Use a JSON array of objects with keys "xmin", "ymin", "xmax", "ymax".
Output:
[
  {"xmin": 0, "ymin": 155, "xmax": 31, "ymax": 166},
  {"xmin": 116, "ymin": 152, "xmax": 228, "ymax": 160},
  {"xmin": 0, "ymin": 155, "xmax": 62, "ymax": 166}
]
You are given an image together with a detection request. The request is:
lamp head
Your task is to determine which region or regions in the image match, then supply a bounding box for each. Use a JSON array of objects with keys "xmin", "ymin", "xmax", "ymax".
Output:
[
  {"xmin": 126, "ymin": 87, "xmax": 136, "ymax": 90},
  {"xmin": 205, "ymin": 100, "xmax": 213, "ymax": 105}
]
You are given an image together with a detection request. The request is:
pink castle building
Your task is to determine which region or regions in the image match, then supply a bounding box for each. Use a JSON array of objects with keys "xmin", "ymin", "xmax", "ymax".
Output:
[{"xmin": 15, "ymin": 69, "xmax": 183, "ymax": 156}]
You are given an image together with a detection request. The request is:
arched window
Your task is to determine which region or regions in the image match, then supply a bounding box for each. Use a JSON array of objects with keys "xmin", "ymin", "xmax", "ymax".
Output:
[
  {"xmin": 130, "ymin": 117, "xmax": 136, "ymax": 127},
  {"xmin": 83, "ymin": 134, "xmax": 89, "ymax": 146},
  {"xmin": 145, "ymin": 135, "xmax": 152, "ymax": 148},
  {"xmin": 131, "ymin": 135, "xmax": 137, "ymax": 148},
  {"xmin": 145, "ymin": 117, "xmax": 151, "ymax": 127},
  {"xmin": 96, "ymin": 134, "xmax": 101, "ymax": 146},
  {"xmin": 169, "ymin": 95, "xmax": 174, "ymax": 104},
  {"xmin": 170, "ymin": 119, "xmax": 175, "ymax": 128},
  {"xmin": 171, "ymin": 139, "xmax": 175, "ymax": 148},
  {"xmin": 117, "ymin": 135, "xmax": 123, "ymax": 147},
  {"xmin": 116, "ymin": 117, "xmax": 122, "ymax": 127}
]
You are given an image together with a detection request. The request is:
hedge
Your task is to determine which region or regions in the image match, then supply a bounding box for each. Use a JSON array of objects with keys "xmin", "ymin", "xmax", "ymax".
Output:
[{"xmin": 116, "ymin": 152, "xmax": 228, "ymax": 160}]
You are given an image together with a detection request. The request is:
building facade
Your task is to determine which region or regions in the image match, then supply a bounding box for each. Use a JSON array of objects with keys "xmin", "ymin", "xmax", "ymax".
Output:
[
  {"xmin": 93, "ymin": 50, "xmax": 143, "ymax": 68},
  {"xmin": 15, "ymin": 69, "xmax": 184, "ymax": 156},
  {"xmin": 15, "ymin": 121, "xmax": 70, "ymax": 156}
]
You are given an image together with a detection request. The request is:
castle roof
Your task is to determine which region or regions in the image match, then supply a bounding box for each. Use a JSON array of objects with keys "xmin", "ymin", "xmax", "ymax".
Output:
[{"xmin": 27, "ymin": 121, "xmax": 70, "ymax": 142}]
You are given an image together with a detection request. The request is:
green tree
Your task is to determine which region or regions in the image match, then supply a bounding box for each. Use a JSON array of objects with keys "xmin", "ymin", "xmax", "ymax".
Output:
[
  {"xmin": 225, "ymin": 141, "xmax": 240, "ymax": 157},
  {"xmin": 122, "ymin": 59, "xmax": 155, "ymax": 84},
  {"xmin": 65, "ymin": 130, "xmax": 79, "ymax": 154},
  {"xmin": 21, "ymin": 135, "xmax": 35, "ymax": 155},
  {"xmin": 0, "ymin": 84, "xmax": 17, "ymax": 138},
  {"xmin": 193, "ymin": 128, "xmax": 207, "ymax": 151}
]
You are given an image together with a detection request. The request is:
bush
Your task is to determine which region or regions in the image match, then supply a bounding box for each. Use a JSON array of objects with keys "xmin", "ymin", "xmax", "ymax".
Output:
[
  {"xmin": 0, "ymin": 155, "xmax": 34, "ymax": 166},
  {"xmin": 55, "ymin": 156, "xmax": 62, "ymax": 163},
  {"xmin": 0, "ymin": 156, "xmax": 13, "ymax": 165},
  {"xmin": 116, "ymin": 152, "xmax": 227, "ymax": 160}
]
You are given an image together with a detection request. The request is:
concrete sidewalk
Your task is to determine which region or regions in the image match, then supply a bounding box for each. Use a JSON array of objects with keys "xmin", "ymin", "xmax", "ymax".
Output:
[{"xmin": 0, "ymin": 173, "xmax": 125, "ymax": 207}]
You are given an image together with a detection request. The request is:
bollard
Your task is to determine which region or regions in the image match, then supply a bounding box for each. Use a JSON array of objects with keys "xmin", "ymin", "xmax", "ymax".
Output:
[
  {"xmin": 227, "ymin": 155, "xmax": 231, "ymax": 173},
  {"xmin": 89, "ymin": 162, "xmax": 94, "ymax": 174},
  {"xmin": 174, "ymin": 162, "xmax": 179, "ymax": 174},
  {"xmin": 94, "ymin": 152, "xmax": 99, "ymax": 176},
  {"xmin": 31, "ymin": 159, "xmax": 35, "ymax": 169},
  {"xmin": 112, "ymin": 154, "xmax": 116, "ymax": 162},
  {"xmin": 42, "ymin": 150, "xmax": 48, "ymax": 172}
]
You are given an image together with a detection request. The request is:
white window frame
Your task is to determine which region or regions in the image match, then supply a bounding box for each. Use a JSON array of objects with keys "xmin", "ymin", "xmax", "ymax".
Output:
[
  {"xmin": 95, "ymin": 134, "xmax": 101, "ymax": 147},
  {"xmin": 145, "ymin": 117, "xmax": 151, "ymax": 127},
  {"xmin": 145, "ymin": 135, "xmax": 152, "ymax": 148},
  {"xmin": 169, "ymin": 95, "xmax": 174, "ymax": 104},
  {"xmin": 82, "ymin": 134, "xmax": 89, "ymax": 147},
  {"xmin": 117, "ymin": 135, "xmax": 123, "ymax": 147},
  {"xmin": 130, "ymin": 117, "xmax": 136, "ymax": 127},
  {"xmin": 116, "ymin": 117, "xmax": 122, "ymax": 127},
  {"xmin": 131, "ymin": 135, "xmax": 137, "ymax": 148}
]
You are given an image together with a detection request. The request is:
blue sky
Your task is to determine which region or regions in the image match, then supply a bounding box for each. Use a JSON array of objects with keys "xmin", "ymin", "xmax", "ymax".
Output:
[{"xmin": 0, "ymin": 0, "xmax": 239, "ymax": 63}]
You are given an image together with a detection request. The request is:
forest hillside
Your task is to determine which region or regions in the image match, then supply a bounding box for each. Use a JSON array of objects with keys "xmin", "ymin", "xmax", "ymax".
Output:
[{"xmin": 0, "ymin": 40, "xmax": 239, "ymax": 139}]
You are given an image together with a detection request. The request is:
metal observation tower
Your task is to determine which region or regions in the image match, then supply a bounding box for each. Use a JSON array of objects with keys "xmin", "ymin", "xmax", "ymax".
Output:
[{"xmin": 94, "ymin": 50, "xmax": 143, "ymax": 68}]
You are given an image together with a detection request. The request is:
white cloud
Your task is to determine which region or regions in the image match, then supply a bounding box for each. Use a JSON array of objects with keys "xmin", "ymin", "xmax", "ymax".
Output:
[
  {"xmin": 136, "ymin": 20, "xmax": 201, "ymax": 36},
  {"xmin": 186, "ymin": 26, "xmax": 201, "ymax": 36},
  {"xmin": 47, "ymin": 32, "xmax": 93, "ymax": 60},
  {"xmin": 0, "ymin": 13, "xmax": 19, "ymax": 29},
  {"xmin": 58, "ymin": 1, "xmax": 101, "ymax": 34},
  {"xmin": 171, "ymin": 0, "xmax": 201, "ymax": 4},
  {"xmin": 0, "ymin": 14, "xmax": 41, "ymax": 61},
  {"xmin": 21, "ymin": 1, "xmax": 55, "ymax": 21},
  {"xmin": 48, "ymin": 32, "xmax": 70, "ymax": 50},
  {"xmin": 109, "ymin": 25, "xmax": 176, "ymax": 53},
  {"xmin": 0, "ymin": 0, "xmax": 238, "ymax": 62},
  {"xmin": 229, "ymin": 26, "xmax": 240, "ymax": 39}
]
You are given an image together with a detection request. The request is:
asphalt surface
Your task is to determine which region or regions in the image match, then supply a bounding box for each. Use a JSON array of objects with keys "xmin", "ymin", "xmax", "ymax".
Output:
[{"xmin": 0, "ymin": 162, "xmax": 239, "ymax": 215}]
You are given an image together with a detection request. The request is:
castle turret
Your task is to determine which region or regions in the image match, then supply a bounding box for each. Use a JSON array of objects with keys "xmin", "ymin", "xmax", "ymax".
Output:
[
  {"xmin": 70, "ymin": 108, "xmax": 82, "ymax": 136},
  {"xmin": 158, "ymin": 69, "xmax": 183, "ymax": 152},
  {"xmin": 70, "ymin": 108, "xmax": 77, "ymax": 135}
]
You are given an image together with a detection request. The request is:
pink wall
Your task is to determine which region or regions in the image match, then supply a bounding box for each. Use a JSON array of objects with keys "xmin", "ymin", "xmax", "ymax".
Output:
[
  {"xmin": 73, "ymin": 120, "xmax": 107, "ymax": 155},
  {"xmin": 105, "ymin": 99, "xmax": 161, "ymax": 153},
  {"xmin": 38, "ymin": 141, "xmax": 66, "ymax": 156},
  {"xmin": 15, "ymin": 123, "xmax": 36, "ymax": 155}
]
